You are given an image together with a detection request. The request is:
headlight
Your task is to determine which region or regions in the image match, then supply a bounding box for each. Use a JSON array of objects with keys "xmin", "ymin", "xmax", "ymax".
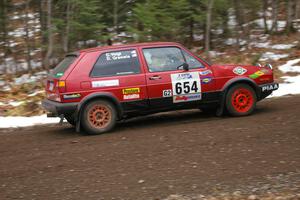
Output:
[
  {"xmin": 255, "ymin": 63, "xmax": 262, "ymax": 67},
  {"xmin": 265, "ymin": 63, "xmax": 273, "ymax": 70}
]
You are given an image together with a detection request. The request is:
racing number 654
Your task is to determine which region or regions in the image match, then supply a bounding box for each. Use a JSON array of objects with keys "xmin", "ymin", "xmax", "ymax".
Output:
[{"xmin": 175, "ymin": 81, "xmax": 199, "ymax": 95}]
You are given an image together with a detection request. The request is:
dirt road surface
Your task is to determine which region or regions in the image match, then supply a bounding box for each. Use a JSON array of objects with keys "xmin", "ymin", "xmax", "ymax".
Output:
[{"xmin": 0, "ymin": 96, "xmax": 300, "ymax": 200}]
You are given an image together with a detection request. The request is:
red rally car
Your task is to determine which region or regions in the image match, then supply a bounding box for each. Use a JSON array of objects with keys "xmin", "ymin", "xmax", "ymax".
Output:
[{"xmin": 42, "ymin": 42, "xmax": 279, "ymax": 135}]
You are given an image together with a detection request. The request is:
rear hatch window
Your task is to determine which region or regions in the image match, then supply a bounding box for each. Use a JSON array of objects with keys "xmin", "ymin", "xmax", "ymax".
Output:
[{"xmin": 51, "ymin": 55, "xmax": 77, "ymax": 78}]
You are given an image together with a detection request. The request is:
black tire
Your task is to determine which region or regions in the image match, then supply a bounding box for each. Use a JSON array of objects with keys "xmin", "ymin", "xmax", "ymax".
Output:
[
  {"xmin": 81, "ymin": 100, "xmax": 117, "ymax": 135},
  {"xmin": 65, "ymin": 115, "xmax": 76, "ymax": 126},
  {"xmin": 225, "ymin": 84, "xmax": 257, "ymax": 116}
]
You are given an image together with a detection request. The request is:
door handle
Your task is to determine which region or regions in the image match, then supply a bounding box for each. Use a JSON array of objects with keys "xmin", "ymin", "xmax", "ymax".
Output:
[{"xmin": 149, "ymin": 75, "xmax": 162, "ymax": 80}]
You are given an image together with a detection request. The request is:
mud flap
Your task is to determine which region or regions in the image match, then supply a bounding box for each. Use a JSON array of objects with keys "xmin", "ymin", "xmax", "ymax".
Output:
[
  {"xmin": 75, "ymin": 110, "xmax": 81, "ymax": 132},
  {"xmin": 215, "ymin": 93, "xmax": 226, "ymax": 117}
]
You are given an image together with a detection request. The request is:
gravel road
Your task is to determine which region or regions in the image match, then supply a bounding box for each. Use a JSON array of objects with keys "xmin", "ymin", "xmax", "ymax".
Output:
[{"xmin": 0, "ymin": 95, "xmax": 300, "ymax": 200}]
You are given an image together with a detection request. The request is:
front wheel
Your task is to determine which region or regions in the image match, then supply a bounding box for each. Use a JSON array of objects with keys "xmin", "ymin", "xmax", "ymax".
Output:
[
  {"xmin": 81, "ymin": 100, "xmax": 117, "ymax": 135},
  {"xmin": 225, "ymin": 84, "xmax": 257, "ymax": 116}
]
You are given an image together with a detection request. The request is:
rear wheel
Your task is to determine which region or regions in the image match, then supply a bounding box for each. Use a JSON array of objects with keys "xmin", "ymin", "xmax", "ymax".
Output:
[
  {"xmin": 225, "ymin": 84, "xmax": 256, "ymax": 116},
  {"xmin": 81, "ymin": 100, "xmax": 117, "ymax": 135}
]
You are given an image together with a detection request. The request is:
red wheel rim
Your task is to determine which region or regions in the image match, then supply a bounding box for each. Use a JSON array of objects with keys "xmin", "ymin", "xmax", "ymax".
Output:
[
  {"xmin": 88, "ymin": 105, "xmax": 111, "ymax": 129},
  {"xmin": 231, "ymin": 88, "xmax": 254, "ymax": 113}
]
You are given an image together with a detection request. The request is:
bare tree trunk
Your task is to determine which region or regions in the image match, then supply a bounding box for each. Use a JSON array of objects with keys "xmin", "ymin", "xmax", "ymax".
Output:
[
  {"xmin": 63, "ymin": 0, "xmax": 71, "ymax": 53},
  {"xmin": 205, "ymin": 0, "xmax": 214, "ymax": 58},
  {"xmin": 295, "ymin": 0, "xmax": 300, "ymax": 19},
  {"xmin": 286, "ymin": 0, "xmax": 295, "ymax": 33},
  {"xmin": 233, "ymin": 0, "xmax": 249, "ymax": 47},
  {"xmin": 270, "ymin": 0, "xmax": 279, "ymax": 33},
  {"xmin": 24, "ymin": 0, "xmax": 32, "ymax": 73},
  {"xmin": 44, "ymin": 0, "xmax": 53, "ymax": 70},
  {"xmin": 39, "ymin": 0, "xmax": 47, "ymax": 69},
  {"xmin": 113, "ymin": 0, "xmax": 119, "ymax": 34},
  {"xmin": 0, "ymin": 0, "xmax": 9, "ymax": 74},
  {"xmin": 189, "ymin": 17, "xmax": 194, "ymax": 48},
  {"xmin": 262, "ymin": 0, "xmax": 269, "ymax": 33}
]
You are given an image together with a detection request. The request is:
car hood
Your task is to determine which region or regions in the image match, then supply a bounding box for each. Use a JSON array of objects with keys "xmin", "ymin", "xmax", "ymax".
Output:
[{"xmin": 211, "ymin": 64, "xmax": 270, "ymax": 77}]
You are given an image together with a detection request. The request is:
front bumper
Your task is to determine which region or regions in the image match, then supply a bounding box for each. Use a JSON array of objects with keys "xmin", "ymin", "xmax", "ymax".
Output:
[
  {"xmin": 42, "ymin": 99, "xmax": 78, "ymax": 116},
  {"xmin": 258, "ymin": 82, "xmax": 279, "ymax": 99}
]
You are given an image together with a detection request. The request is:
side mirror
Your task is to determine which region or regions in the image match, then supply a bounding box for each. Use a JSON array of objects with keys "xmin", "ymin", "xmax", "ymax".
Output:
[
  {"xmin": 177, "ymin": 63, "xmax": 189, "ymax": 71},
  {"xmin": 183, "ymin": 63, "xmax": 189, "ymax": 71}
]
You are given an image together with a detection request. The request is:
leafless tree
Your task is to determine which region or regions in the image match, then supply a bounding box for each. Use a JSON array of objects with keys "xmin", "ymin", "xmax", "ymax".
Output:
[
  {"xmin": 205, "ymin": 0, "xmax": 214, "ymax": 58},
  {"xmin": 24, "ymin": 0, "xmax": 32, "ymax": 73},
  {"xmin": 270, "ymin": 0, "xmax": 279, "ymax": 33},
  {"xmin": 43, "ymin": 0, "xmax": 53, "ymax": 70}
]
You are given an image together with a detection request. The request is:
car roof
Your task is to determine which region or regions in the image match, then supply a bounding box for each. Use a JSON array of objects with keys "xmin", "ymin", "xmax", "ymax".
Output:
[{"xmin": 78, "ymin": 42, "xmax": 182, "ymax": 54}]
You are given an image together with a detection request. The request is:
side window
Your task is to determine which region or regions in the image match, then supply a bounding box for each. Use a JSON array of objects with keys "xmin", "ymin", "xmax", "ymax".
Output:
[
  {"xmin": 90, "ymin": 50, "xmax": 141, "ymax": 77},
  {"xmin": 143, "ymin": 47, "xmax": 185, "ymax": 72},
  {"xmin": 182, "ymin": 51, "xmax": 205, "ymax": 69}
]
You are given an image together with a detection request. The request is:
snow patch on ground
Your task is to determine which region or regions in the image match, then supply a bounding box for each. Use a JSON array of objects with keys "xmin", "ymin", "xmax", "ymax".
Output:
[
  {"xmin": 28, "ymin": 90, "xmax": 44, "ymax": 97},
  {"xmin": 271, "ymin": 75, "xmax": 300, "ymax": 97},
  {"xmin": 250, "ymin": 42, "xmax": 296, "ymax": 50},
  {"xmin": 225, "ymin": 38, "xmax": 247, "ymax": 46},
  {"xmin": 279, "ymin": 59, "xmax": 300, "ymax": 73},
  {"xmin": 271, "ymin": 44, "xmax": 296, "ymax": 50},
  {"xmin": 8, "ymin": 101, "xmax": 25, "ymax": 107},
  {"xmin": 0, "ymin": 115, "xmax": 59, "ymax": 128},
  {"xmin": 259, "ymin": 52, "xmax": 289, "ymax": 61},
  {"xmin": 270, "ymin": 59, "xmax": 300, "ymax": 98},
  {"xmin": 254, "ymin": 19, "xmax": 286, "ymax": 31}
]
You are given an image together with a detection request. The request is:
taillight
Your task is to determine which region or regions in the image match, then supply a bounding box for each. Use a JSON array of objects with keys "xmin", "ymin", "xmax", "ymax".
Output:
[{"xmin": 57, "ymin": 80, "xmax": 66, "ymax": 92}]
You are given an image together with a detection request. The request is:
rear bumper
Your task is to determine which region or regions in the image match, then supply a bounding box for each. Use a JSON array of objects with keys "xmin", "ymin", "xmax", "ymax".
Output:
[
  {"xmin": 42, "ymin": 99, "xmax": 78, "ymax": 116},
  {"xmin": 258, "ymin": 82, "xmax": 279, "ymax": 99}
]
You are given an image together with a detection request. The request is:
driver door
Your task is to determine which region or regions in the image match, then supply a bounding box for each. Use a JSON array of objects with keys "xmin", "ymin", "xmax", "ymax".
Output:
[{"xmin": 142, "ymin": 46, "xmax": 203, "ymax": 109}]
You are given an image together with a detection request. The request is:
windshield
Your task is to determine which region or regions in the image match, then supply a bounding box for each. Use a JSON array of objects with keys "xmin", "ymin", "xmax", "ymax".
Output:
[{"xmin": 51, "ymin": 55, "xmax": 77, "ymax": 78}]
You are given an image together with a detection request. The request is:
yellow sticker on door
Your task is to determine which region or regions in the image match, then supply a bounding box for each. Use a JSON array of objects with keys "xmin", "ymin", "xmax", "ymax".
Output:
[{"xmin": 122, "ymin": 88, "xmax": 140, "ymax": 95}]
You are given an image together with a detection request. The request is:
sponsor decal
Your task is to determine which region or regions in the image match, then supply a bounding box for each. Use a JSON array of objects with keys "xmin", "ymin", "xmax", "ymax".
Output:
[
  {"xmin": 199, "ymin": 70, "xmax": 213, "ymax": 76},
  {"xmin": 173, "ymin": 73, "xmax": 193, "ymax": 81},
  {"xmin": 92, "ymin": 80, "xmax": 119, "ymax": 88},
  {"xmin": 55, "ymin": 72, "xmax": 64, "ymax": 78},
  {"xmin": 201, "ymin": 76, "xmax": 213, "ymax": 84},
  {"xmin": 261, "ymin": 84, "xmax": 279, "ymax": 92},
  {"xmin": 249, "ymin": 70, "xmax": 265, "ymax": 79},
  {"xmin": 122, "ymin": 87, "xmax": 140, "ymax": 95},
  {"xmin": 63, "ymin": 93, "xmax": 81, "ymax": 99},
  {"xmin": 163, "ymin": 89, "xmax": 172, "ymax": 97},
  {"xmin": 122, "ymin": 87, "xmax": 140, "ymax": 100},
  {"xmin": 173, "ymin": 93, "xmax": 201, "ymax": 103},
  {"xmin": 131, "ymin": 50, "xmax": 137, "ymax": 57},
  {"xmin": 123, "ymin": 94, "xmax": 140, "ymax": 100},
  {"xmin": 106, "ymin": 52, "xmax": 131, "ymax": 61},
  {"xmin": 233, "ymin": 66, "xmax": 247, "ymax": 75}
]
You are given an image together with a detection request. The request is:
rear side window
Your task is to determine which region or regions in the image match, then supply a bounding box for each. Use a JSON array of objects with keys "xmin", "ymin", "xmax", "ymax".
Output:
[
  {"xmin": 52, "ymin": 55, "xmax": 77, "ymax": 78},
  {"xmin": 90, "ymin": 50, "xmax": 141, "ymax": 77}
]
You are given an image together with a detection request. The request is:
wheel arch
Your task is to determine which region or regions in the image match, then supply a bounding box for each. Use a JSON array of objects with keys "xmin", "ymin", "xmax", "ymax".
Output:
[
  {"xmin": 221, "ymin": 77, "xmax": 260, "ymax": 98},
  {"xmin": 216, "ymin": 77, "xmax": 260, "ymax": 116},
  {"xmin": 75, "ymin": 92, "xmax": 123, "ymax": 132}
]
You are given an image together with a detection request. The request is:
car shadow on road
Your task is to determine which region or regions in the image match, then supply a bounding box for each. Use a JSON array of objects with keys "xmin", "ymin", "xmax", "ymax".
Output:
[
  {"xmin": 114, "ymin": 104, "xmax": 279, "ymax": 133},
  {"xmin": 48, "ymin": 104, "xmax": 278, "ymax": 136},
  {"xmin": 115, "ymin": 110, "xmax": 219, "ymax": 131}
]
